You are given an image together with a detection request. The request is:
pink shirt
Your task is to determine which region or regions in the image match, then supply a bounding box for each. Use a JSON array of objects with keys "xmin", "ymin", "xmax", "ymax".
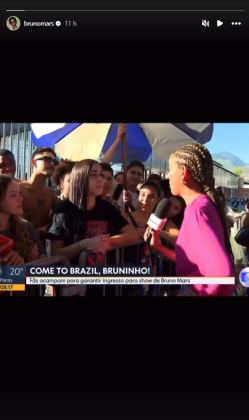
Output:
[{"xmin": 175, "ymin": 195, "xmax": 235, "ymax": 296}]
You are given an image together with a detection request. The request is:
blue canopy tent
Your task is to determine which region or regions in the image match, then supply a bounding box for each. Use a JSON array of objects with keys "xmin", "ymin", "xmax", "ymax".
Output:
[{"xmin": 31, "ymin": 123, "xmax": 214, "ymax": 164}]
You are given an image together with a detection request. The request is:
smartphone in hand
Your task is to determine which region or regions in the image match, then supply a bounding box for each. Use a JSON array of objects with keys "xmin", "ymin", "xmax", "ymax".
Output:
[{"xmin": 0, "ymin": 235, "xmax": 14, "ymax": 255}]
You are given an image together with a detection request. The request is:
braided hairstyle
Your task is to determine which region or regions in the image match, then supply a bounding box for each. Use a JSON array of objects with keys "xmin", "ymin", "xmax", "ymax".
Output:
[{"xmin": 173, "ymin": 143, "xmax": 234, "ymax": 265}]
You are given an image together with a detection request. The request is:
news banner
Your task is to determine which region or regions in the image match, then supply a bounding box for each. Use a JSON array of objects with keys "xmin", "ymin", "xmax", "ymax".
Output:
[{"xmin": 0, "ymin": 266, "xmax": 235, "ymax": 291}]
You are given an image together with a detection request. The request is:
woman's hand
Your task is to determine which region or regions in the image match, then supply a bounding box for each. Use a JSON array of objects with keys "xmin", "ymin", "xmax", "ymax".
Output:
[
  {"xmin": 0, "ymin": 240, "xmax": 13, "ymax": 264},
  {"xmin": 144, "ymin": 228, "xmax": 176, "ymax": 262},
  {"xmin": 144, "ymin": 226, "xmax": 151, "ymax": 243},
  {"xmin": 144, "ymin": 227, "xmax": 160, "ymax": 247},
  {"xmin": 123, "ymin": 190, "xmax": 133, "ymax": 207},
  {"xmin": 26, "ymin": 244, "xmax": 39, "ymax": 262},
  {"xmin": 0, "ymin": 251, "xmax": 24, "ymax": 266},
  {"xmin": 117, "ymin": 123, "xmax": 127, "ymax": 140},
  {"xmin": 80, "ymin": 235, "xmax": 111, "ymax": 254}
]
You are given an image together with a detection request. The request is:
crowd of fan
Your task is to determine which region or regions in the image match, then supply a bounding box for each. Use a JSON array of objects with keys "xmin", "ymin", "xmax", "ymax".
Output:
[{"xmin": 0, "ymin": 124, "xmax": 242, "ymax": 296}]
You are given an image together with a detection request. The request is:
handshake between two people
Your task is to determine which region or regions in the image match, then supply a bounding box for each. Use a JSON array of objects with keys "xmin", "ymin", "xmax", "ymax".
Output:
[
  {"xmin": 80, "ymin": 225, "xmax": 163, "ymax": 256},
  {"xmin": 79, "ymin": 225, "xmax": 147, "ymax": 254}
]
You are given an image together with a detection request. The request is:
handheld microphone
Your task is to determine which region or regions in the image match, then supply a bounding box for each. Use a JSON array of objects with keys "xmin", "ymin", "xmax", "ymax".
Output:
[
  {"xmin": 112, "ymin": 183, "xmax": 124, "ymax": 201},
  {"xmin": 146, "ymin": 198, "xmax": 172, "ymax": 243}
]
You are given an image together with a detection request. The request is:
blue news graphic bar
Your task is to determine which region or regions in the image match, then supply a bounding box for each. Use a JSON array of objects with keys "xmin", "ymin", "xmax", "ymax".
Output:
[
  {"xmin": 0, "ymin": 278, "xmax": 26, "ymax": 284},
  {"xmin": 25, "ymin": 266, "xmax": 153, "ymax": 277},
  {"xmin": 0, "ymin": 266, "xmax": 26, "ymax": 284}
]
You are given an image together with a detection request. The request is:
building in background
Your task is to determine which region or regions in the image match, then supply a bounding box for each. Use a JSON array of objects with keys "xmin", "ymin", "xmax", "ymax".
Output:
[
  {"xmin": 237, "ymin": 176, "xmax": 249, "ymax": 199},
  {"xmin": 213, "ymin": 160, "xmax": 238, "ymax": 199},
  {"xmin": 0, "ymin": 123, "xmax": 238, "ymax": 198},
  {"xmin": 0, "ymin": 123, "xmax": 34, "ymax": 180}
]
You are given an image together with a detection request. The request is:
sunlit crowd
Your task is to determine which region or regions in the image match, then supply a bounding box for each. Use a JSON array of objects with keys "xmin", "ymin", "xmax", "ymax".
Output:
[{"xmin": 0, "ymin": 124, "xmax": 241, "ymax": 296}]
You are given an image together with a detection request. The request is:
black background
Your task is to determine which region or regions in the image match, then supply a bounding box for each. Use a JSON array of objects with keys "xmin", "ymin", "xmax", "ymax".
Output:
[
  {"xmin": 0, "ymin": 1, "xmax": 247, "ymax": 419},
  {"xmin": 1, "ymin": 1, "xmax": 248, "ymax": 121}
]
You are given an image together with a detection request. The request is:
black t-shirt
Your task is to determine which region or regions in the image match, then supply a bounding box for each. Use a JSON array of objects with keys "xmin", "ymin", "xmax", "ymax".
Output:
[{"xmin": 47, "ymin": 197, "xmax": 128, "ymax": 265}]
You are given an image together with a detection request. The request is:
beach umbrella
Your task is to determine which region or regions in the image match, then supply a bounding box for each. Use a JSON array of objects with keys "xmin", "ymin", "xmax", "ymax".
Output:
[{"xmin": 31, "ymin": 123, "xmax": 214, "ymax": 163}]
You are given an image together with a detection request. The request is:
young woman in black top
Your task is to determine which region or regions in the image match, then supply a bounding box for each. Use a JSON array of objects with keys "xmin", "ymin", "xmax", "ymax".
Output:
[{"xmin": 47, "ymin": 159, "xmax": 144, "ymax": 295}]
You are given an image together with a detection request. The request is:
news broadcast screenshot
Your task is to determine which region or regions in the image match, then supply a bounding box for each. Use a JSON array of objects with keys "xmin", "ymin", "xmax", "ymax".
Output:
[
  {"xmin": 1, "ymin": 1, "xmax": 248, "ymax": 298},
  {"xmin": 0, "ymin": 122, "xmax": 248, "ymax": 297},
  {"xmin": 2, "ymin": 1, "xmax": 249, "ymax": 420}
]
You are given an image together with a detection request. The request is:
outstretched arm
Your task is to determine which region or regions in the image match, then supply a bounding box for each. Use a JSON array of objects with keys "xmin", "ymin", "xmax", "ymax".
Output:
[
  {"xmin": 160, "ymin": 219, "xmax": 179, "ymax": 246},
  {"xmin": 144, "ymin": 228, "xmax": 176, "ymax": 262},
  {"xmin": 101, "ymin": 123, "xmax": 126, "ymax": 163}
]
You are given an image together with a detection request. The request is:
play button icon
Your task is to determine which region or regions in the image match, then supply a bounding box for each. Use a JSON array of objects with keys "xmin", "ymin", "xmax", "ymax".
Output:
[{"xmin": 217, "ymin": 20, "xmax": 223, "ymax": 26}]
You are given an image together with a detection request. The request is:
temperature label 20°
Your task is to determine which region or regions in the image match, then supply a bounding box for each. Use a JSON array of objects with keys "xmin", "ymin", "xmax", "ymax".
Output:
[{"xmin": 0, "ymin": 266, "xmax": 26, "ymax": 289}]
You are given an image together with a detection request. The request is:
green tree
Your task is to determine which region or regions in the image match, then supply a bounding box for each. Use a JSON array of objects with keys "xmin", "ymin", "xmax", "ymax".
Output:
[{"xmin": 233, "ymin": 167, "xmax": 243, "ymax": 176}]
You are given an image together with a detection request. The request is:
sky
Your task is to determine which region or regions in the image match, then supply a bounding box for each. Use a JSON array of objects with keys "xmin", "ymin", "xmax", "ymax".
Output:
[{"xmin": 207, "ymin": 123, "xmax": 249, "ymax": 162}]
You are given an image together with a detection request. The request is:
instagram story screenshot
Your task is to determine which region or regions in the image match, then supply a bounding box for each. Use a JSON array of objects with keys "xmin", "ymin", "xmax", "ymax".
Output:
[
  {"xmin": 0, "ymin": 0, "xmax": 248, "ymax": 296},
  {"xmin": 0, "ymin": 0, "xmax": 249, "ymax": 418}
]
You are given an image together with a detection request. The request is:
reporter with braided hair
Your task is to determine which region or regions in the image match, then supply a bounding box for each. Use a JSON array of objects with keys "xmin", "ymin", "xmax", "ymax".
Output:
[{"xmin": 145, "ymin": 143, "xmax": 235, "ymax": 296}]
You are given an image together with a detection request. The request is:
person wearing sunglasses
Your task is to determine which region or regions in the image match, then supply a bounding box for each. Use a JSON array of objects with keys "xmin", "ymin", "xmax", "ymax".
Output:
[{"xmin": 19, "ymin": 147, "xmax": 60, "ymax": 244}]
